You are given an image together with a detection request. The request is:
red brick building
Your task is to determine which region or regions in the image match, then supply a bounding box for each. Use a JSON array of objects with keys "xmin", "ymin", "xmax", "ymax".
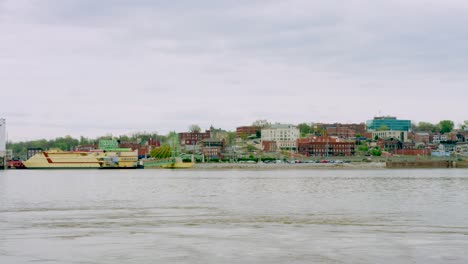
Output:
[
  {"xmin": 297, "ymin": 136, "xmax": 355, "ymax": 157},
  {"xmin": 325, "ymin": 127, "xmax": 356, "ymax": 138},
  {"xmin": 413, "ymin": 132, "xmax": 430, "ymax": 144},
  {"xmin": 236, "ymin": 126, "xmax": 261, "ymax": 138},
  {"xmin": 262, "ymin": 141, "xmax": 277, "ymax": 152},
  {"xmin": 202, "ymin": 146, "xmax": 223, "ymax": 159},
  {"xmin": 179, "ymin": 130, "xmax": 211, "ymax": 146},
  {"xmin": 316, "ymin": 123, "xmax": 366, "ymax": 137},
  {"xmin": 119, "ymin": 140, "xmax": 160, "ymax": 158},
  {"xmin": 200, "ymin": 139, "xmax": 225, "ymax": 159}
]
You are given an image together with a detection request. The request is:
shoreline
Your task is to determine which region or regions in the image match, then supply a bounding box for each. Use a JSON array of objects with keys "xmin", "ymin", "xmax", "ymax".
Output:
[{"xmin": 191, "ymin": 162, "xmax": 387, "ymax": 170}]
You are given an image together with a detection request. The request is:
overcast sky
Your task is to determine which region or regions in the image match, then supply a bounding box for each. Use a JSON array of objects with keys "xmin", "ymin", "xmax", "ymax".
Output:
[{"xmin": 1, "ymin": 0, "xmax": 467, "ymax": 141}]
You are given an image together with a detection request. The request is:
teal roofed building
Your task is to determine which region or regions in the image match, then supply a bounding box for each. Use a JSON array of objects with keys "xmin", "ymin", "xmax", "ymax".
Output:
[{"xmin": 366, "ymin": 116, "xmax": 412, "ymax": 131}]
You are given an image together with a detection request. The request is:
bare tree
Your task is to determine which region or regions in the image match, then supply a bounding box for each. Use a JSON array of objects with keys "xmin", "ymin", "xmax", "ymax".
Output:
[{"xmin": 188, "ymin": 124, "xmax": 201, "ymax": 133}]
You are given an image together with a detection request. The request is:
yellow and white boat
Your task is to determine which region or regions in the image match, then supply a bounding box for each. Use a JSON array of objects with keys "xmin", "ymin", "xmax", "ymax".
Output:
[{"xmin": 23, "ymin": 150, "xmax": 139, "ymax": 169}]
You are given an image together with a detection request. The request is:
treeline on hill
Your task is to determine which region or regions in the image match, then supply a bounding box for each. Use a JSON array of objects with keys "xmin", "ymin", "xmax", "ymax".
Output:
[
  {"xmin": 412, "ymin": 120, "xmax": 457, "ymax": 134},
  {"xmin": 7, "ymin": 132, "xmax": 167, "ymax": 160}
]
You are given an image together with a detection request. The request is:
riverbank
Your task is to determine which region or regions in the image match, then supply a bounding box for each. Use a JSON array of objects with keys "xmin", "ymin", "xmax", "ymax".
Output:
[{"xmin": 192, "ymin": 162, "xmax": 386, "ymax": 170}]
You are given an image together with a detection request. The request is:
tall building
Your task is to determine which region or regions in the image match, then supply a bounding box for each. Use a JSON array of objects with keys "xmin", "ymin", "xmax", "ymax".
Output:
[
  {"xmin": 261, "ymin": 124, "xmax": 299, "ymax": 150},
  {"xmin": 366, "ymin": 116, "xmax": 411, "ymax": 131},
  {"xmin": 0, "ymin": 118, "xmax": 6, "ymax": 153}
]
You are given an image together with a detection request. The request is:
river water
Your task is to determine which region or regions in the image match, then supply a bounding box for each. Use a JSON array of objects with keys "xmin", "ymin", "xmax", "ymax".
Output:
[{"xmin": 1, "ymin": 169, "xmax": 467, "ymax": 264}]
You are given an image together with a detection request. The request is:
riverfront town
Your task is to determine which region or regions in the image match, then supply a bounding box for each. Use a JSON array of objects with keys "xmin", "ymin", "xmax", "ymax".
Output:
[{"xmin": 1, "ymin": 116, "xmax": 468, "ymax": 170}]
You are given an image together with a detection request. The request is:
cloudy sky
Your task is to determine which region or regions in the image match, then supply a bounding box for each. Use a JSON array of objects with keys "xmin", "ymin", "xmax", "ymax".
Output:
[{"xmin": 1, "ymin": 0, "xmax": 467, "ymax": 141}]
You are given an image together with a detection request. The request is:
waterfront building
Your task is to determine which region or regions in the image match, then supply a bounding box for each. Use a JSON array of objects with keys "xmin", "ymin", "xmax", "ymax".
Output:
[
  {"xmin": 439, "ymin": 141, "xmax": 458, "ymax": 152},
  {"xmin": 372, "ymin": 130, "xmax": 410, "ymax": 142},
  {"xmin": 199, "ymin": 139, "xmax": 225, "ymax": 159},
  {"xmin": 178, "ymin": 130, "xmax": 211, "ymax": 152},
  {"xmin": 261, "ymin": 124, "xmax": 299, "ymax": 150},
  {"xmin": 432, "ymin": 134, "xmax": 448, "ymax": 143},
  {"xmin": 297, "ymin": 136, "xmax": 355, "ymax": 157},
  {"xmin": 366, "ymin": 116, "xmax": 411, "ymax": 131}
]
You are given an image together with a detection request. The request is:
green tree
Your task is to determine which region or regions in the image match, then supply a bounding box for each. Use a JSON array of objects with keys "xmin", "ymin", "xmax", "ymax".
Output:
[
  {"xmin": 79, "ymin": 136, "xmax": 90, "ymax": 145},
  {"xmin": 358, "ymin": 145, "xmax": 369, "ymax": 152},
  {"xmin": 461, "ymin": 120, "xmax": 468, "ymax": 130},
  {"xmin": 439, "ymin": 120, "xmax": 454, "ymax": 134},
  {"xmin": 246, "ymin": 144, "xmax": 257, "ymax": 152},
  {"xmin": 239, "ymin": 132, "xmax": 248, "ymax": 141},
  {"xmin": 370, "ymin": 147, "xmax": 382, "ymax": 156},
  {"xmin": 226, "ymin": 131, "xmax": 237, "ymax": 146},
  {"xmin": 416, "ymin": 122, "xmax": 438, "ymax": 133},
  {"xmin": 298, "ymin": 123, "xmax": 311, "ymax": 137}
]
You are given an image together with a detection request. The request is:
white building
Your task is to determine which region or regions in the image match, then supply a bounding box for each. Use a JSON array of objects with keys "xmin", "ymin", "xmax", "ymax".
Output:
[
  {"xmin": 372, "ymin": 130, "xmax": 409, "ymax": 142},
  {"xmin": 0, "ymin": 118, "xmax": 6, "ymax": 154},
  {"xmin": 261, "ymin": 124, "xmax": 299, "ymax": 150},
  {"xmin": 432, "ymin": 134, "xmax": 448, "ymax": 143}
]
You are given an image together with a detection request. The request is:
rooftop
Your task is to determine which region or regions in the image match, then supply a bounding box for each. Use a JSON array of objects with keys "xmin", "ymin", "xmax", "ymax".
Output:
[{"xmin": 265, "ymin": 123, "xmax": 297, "ymax": 129}]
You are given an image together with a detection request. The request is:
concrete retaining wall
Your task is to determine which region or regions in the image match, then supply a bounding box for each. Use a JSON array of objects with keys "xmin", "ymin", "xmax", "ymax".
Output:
[
  {"xmin": 387, "ymin": 160, "xmax": 468, "ymax": 168},
  {"xmin": 386, "ymin": 161, "xmax": 452, "ymax": 168},
  {"xmin": 454, "ymin": 161, "xmax": 468, "ymax": 168}
]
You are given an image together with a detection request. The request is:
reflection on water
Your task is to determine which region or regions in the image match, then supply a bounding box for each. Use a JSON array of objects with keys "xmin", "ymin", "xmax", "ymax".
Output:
[{"xmin": 1, "ymin": 169, "xmax": 468, "ymax": 263}]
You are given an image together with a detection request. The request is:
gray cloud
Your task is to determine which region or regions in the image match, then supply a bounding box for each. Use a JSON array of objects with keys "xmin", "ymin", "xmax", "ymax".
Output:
[{"xmin": 1, "ymin": 0, "xmax": 467, "ymax": 140}]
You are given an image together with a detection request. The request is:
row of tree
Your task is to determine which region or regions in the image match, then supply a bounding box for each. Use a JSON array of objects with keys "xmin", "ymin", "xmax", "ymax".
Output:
[
  {"xmin": 412, "ymin": 120, "xmax": 462, "ymax": 134},
  {"xmin": 296, "ymin": 120, "xmax": 466, "ymax": 136},
  {"xmin": 7, "ymin": 132, "xmax": 169, "ymax": 160}
]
